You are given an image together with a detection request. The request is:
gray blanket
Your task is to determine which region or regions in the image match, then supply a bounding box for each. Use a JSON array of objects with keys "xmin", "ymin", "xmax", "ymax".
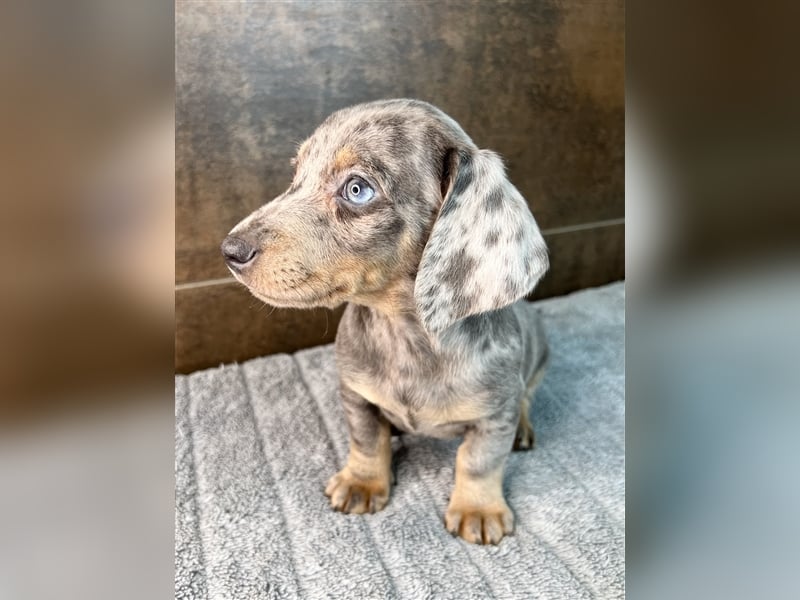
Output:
[{"xmin": 176, "ymin": 282, "xmax": 625, "ymax": 599}]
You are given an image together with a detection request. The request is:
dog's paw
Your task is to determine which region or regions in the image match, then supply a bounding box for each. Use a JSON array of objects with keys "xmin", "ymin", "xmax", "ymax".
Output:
[
  {"xmin": 324, "ymin": 468, "xmax": 390, "ymax": 514},
  {"xmin": 445, "ymin": 500, "xmax": 514, "ymax": 544},
  {"xmin": 513, "ymin": 420, "xmax": 534, "ymax": 451}
]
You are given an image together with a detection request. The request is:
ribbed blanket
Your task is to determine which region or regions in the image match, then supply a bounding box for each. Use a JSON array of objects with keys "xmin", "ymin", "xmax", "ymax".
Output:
[{"xmin": 176, "ymin": 282, "xmax": 625, "ymax": 599}]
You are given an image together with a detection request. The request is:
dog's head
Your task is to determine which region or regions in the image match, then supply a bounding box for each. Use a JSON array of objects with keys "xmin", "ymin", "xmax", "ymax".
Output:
[{"xmin": 223, "ymin": 99, "xmax": 548, "ymax": 333}]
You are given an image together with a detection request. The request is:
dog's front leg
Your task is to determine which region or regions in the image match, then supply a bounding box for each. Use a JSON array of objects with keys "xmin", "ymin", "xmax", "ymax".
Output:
[
  {"xmin": 445, "ymin": 409, "xmax": 518, "ymax": 544},
  {"xmin": 324, "ymin": 385, "xmax": 392, "ymax": 514}
]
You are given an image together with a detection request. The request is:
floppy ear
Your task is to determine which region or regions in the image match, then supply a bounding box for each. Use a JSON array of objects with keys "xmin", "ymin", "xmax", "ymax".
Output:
[{"xmin": 414, "ymin": 149, "xmax": 549, "ymax": 333}]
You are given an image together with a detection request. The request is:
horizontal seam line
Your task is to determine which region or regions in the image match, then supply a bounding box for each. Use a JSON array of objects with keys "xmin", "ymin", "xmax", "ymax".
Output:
[
  {"xmin": 175, "ymin": 277, "xmax": 236, "ymax": 291},
  {"xmin": 541, "ymin": 217, "xmax": 624, "ymax": 236}
]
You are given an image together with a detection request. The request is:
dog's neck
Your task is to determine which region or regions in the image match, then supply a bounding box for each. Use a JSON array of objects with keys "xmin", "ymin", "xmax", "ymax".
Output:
[
  {"xmin": 350, "ymin": 275, "xmax": 453, "ymax": 353},
  {"xmin": 352, "ymin": 275, "xmax": 421, "ymax": 324}
]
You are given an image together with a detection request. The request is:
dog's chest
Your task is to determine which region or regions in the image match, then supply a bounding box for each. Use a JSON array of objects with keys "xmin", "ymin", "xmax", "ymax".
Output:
[
  {"xmin": 337, "ymin": 312, "xmax": 487, "ymax": 437},
  {"xmin": 344, "ymin": 369, "xmax": 480, "ymax": 438}
]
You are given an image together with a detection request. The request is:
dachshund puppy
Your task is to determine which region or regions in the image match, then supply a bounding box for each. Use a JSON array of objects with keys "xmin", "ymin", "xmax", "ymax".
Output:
[{"xmin": 222, "ymin": 99, "xmax": 549, "ymax": 544}]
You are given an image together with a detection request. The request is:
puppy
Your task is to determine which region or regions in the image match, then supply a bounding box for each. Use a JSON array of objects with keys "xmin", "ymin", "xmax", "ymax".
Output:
[{"xmin": 222, "ymin": 99, "xmax": 549, "ymax": 544}]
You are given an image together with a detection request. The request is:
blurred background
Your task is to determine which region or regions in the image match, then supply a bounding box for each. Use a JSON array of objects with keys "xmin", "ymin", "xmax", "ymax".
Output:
[
  {"xmin": 626, "ymin": 2, "xmax": 800, "ymax": 598},
  {"xmin": 1, "ymin": 1, "xmax": 173, "ymax": 599},
  {"xmin": 175, "ymin": 0, "xmax": 624, "ymax": 373}
]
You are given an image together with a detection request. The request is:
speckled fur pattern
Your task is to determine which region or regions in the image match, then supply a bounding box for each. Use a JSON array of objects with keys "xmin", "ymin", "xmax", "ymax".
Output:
[{"xmin": 226, "ymin": 99, "xmax": 550, "ymax": 544}]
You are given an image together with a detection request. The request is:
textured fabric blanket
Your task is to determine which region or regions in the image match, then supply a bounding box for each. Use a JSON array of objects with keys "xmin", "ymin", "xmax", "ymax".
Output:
[{"xmin": 175, "ymin": 282, "xmax": 625, "ymax": 599}]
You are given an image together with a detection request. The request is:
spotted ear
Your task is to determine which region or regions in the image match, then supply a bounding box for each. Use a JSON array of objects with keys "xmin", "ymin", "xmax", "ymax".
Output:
[{"xmin": 414, "ymin": 149, "xmax": 549, "ymax": 333}]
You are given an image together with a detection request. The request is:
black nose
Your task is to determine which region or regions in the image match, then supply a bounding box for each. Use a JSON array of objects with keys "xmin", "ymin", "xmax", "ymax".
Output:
[{"xmin": 221, "ymin": 236, "xmax": 258, "ymax": 268}]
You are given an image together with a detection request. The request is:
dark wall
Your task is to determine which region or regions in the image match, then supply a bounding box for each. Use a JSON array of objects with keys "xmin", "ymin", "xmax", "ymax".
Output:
[{"xmin": 176, "ymin": 0, "xmax": 624, "ymax": 373}]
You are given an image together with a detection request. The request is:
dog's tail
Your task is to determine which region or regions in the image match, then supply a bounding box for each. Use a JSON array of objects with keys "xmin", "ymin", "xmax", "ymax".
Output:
[{"xmin": 524, "ymin": 312, "xmax": 550, "ymax": 399}]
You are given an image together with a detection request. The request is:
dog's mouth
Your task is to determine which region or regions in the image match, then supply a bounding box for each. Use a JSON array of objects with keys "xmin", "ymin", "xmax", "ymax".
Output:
[
  {"xmin": 231, "ymin": 266, "xmax": 348, "ymax": 309},
  {"xmin": 250, "ymin": 285, "xmax": 348, "ymax": 309}
]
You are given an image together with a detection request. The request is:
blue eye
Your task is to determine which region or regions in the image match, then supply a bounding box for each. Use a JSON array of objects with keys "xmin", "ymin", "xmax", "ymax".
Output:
[{"xmin": 343, "ymin": 177, "xmax": 375, "ymax": 204}]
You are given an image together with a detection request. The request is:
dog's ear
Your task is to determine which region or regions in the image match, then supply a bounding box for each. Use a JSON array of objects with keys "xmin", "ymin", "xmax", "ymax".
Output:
[{"xmin": 414, "ymin": 149, "xmax": 549, "ymax": 333}]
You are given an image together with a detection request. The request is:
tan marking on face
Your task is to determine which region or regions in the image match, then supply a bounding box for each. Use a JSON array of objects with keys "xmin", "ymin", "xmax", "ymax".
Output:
[
  {"xmin": 332, "ymin": 145, "xmax": 359, "ymax": 172},
  {"xmin": 333, "ymin": 228, "xmax": 423, "ymax": 314}
]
